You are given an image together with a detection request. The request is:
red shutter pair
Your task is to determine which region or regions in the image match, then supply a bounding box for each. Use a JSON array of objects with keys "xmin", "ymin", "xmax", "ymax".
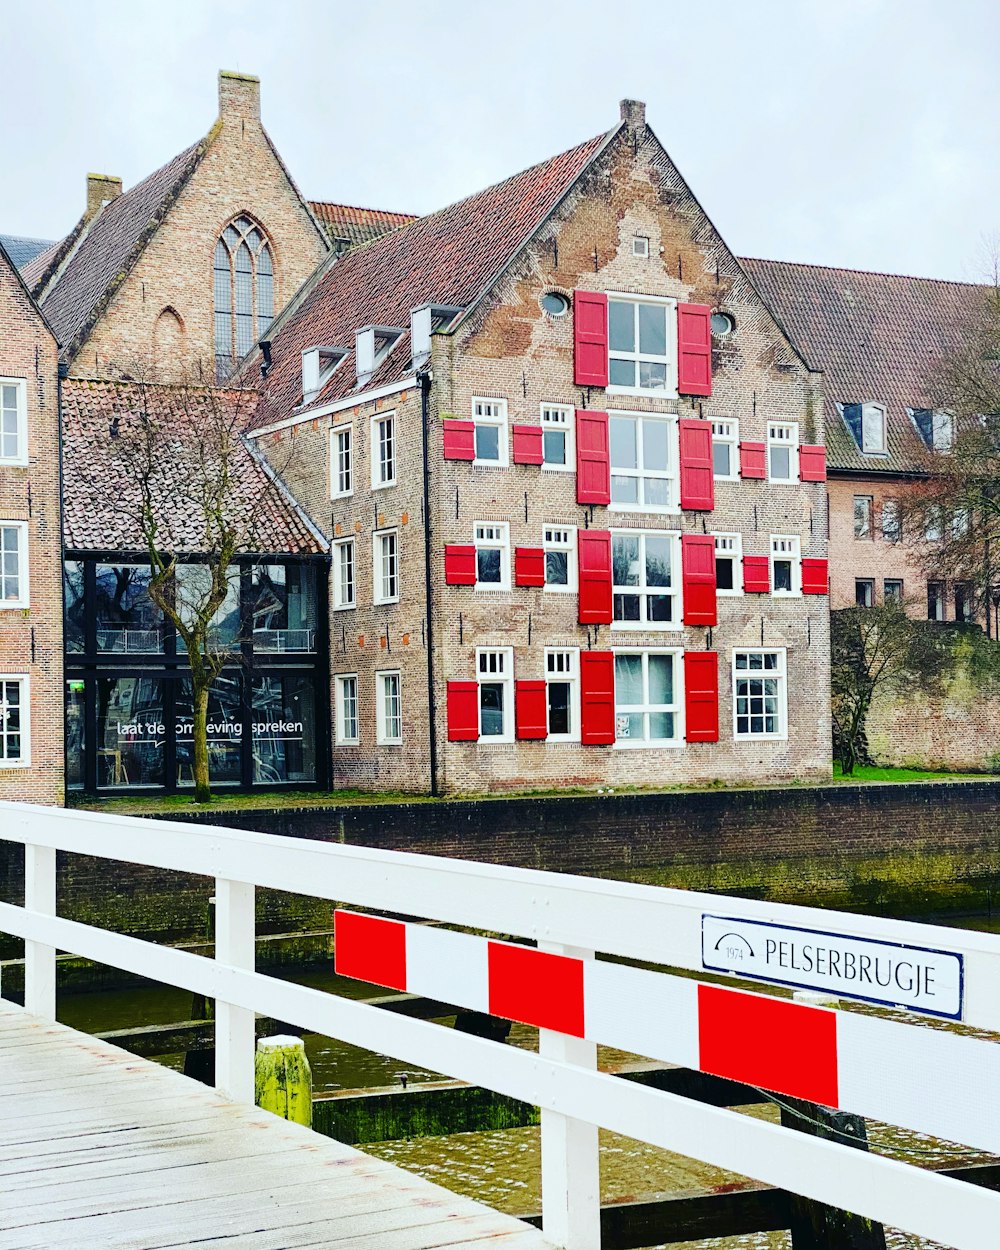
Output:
[
  {"xmin": 445, "ymin": 679, "xmax": 548, "ymax": 741},
  {"xmin": 578, "ymin": 650, "xmax": 719, "ymax": 744}
]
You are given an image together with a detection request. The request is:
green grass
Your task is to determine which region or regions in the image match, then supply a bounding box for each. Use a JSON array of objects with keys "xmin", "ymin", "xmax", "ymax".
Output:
[{"xmin": 831, "ymin": 763, "xmax": 986, "ymax": 783}]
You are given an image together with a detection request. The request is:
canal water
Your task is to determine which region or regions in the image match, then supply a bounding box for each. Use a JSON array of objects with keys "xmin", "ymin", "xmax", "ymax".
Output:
[{"xmin": 51, "ymin": 912, "xmax": 997, "ymax": 1250}]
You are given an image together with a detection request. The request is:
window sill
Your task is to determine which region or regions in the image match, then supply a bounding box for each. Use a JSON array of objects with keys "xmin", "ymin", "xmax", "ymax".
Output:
[
  {"xmin": 376, "ymin": 739, "xmax": 404, "ymax": 747},
  {"xmin": 611, "ymin": 622, "xmax": 682, "ymax": 631},
  {"xmin": 607, "ymin": 386, "xmax": 679, "ymax": 401},
  {"xmin": 475, "ymin": 586, "xmax": 513, "ymax": 595},
  {"xmin": 713, "ymin": 474, "xmax": 740, "ymax": 483},
  {"xmin": 0, "ymin": 458, "xmax": 28, "ymax": 469},
  {"xmin": 541, "ymin": 464, "xmax": 573, "ymax": 473},
  {"xmin": 333, "ymin": 603, "xmax": 357, "ymax": 612},
  {"xmin": 614, "ymin": 739, "xmax": 683, "ymax": 750},
  {"xmin": 0, "ymin": 759, "xmax": 31, "ymax": 769},
  {"xmin": 608, "ymin": 505, "xmax": 680, "ymax": 516},
  {"xmin": 371, "ymin": 480, "xmax": 398, "ymax": 492},
  {"xmin": 472, "ymin": 461, "xmax": 510, "ymax": 470},
  {"xmin": 767, "ymin": 477, "xmax": 799, "ymax": 486},
  {"xmin": 0, "ymin": 603, "xmax": 29, "ymax": 611},
  {"xmin": 335, "ymin": 739, "xmax": 360, "ymax": 747},
  {"xmin": 331, "ymin": 491, "xmax": 354, "ymax": 501},
  {"xmin": 717, "ymin": 590, "xmax": 743, "ymax": 598},
  {"xmin": 734, "ymin": 734, "xmax": 789, "ymax": 743},
  {"xmin": 543, "ymin": 585, "xmax": 577, "ymax": 594},
  {"xmin": 772, "ymin": 591, "xmax": 802, "ymax": 599},
  {"xmin": 373, "ymin": 598, "xmax": 400, "ymax": 607}
]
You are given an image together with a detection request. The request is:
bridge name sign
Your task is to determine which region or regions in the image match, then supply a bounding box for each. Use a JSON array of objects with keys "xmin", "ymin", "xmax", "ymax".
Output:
[{"xmin": 701, "ymin": 914, "xmax": 964, "ymax": 1019}]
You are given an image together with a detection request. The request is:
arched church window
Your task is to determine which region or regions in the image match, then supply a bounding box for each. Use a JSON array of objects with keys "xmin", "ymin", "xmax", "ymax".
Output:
[{"xmin": 214, "ymin": 216, "xmax": 274, "ymax": 380}]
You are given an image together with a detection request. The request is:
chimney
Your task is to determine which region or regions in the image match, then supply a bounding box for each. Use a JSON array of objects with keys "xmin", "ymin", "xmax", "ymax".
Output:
[
  {"xmin": 619, "ymin": 99, "xmax": 646, "ymax": 134},
  {"xmin": 218, "ymin": 69, "xmax": 261, "ymax": 121},
  {"xmin": 86, "ymin": 173, "xmax": 122, "ymax": 219}
]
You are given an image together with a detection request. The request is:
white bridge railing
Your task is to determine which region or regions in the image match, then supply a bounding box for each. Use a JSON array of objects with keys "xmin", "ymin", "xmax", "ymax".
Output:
[{"xmin": 2, "ymin": 801, "xmax": 1000, "ymax": 1249}]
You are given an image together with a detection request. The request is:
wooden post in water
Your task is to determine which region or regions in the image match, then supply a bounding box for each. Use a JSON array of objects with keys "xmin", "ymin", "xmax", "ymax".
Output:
[{"xmin": 255, "ymin": 1035, "xmax": 313, "ymax": 1127}]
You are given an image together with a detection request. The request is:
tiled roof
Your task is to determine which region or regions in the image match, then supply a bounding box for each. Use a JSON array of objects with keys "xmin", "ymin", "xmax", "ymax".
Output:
[
  {"xmin": 308, "ymin": 201, "xmax": 418, "ymax": 248},
  {"xmin": 0, "ymin": 235, "xmax": 55, "ymax": 270},
  {"xmin": 21, "ymin": 237, "xmax": 66, "ymax": 291},
  {"xmin": 741, "ymin": 257, "xmax": 986, "ymax": 473},
  {"xmin": 39, "ymin": 143, "xmax": 205, "ymax": 359},
  {"xmin": 250, "ymin": 130, "xmax": 615, "ymax": 429},
  {"xmin": 62, "ymin": 378, "xmax": 325, "ymax": 554}
]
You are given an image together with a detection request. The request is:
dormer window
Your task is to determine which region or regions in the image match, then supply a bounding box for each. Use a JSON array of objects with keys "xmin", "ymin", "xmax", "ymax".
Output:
[
  {"xmin": 410, "ymin": 305, "xmax": 463, "ymax": 363},
  {"xmin": 840, "ymin": 402, "xmax": 886, "ymax": 454},
  {"xmin": 302, "ymin": 346, "xmax": 347, "ymax": 404},
  {"xmin": 356, "ymin": 326, "xmax": 403, "ymax": 381},
  {"xmin": 910, "ymin": 407, "xmax": 953, "ymax": 452}
]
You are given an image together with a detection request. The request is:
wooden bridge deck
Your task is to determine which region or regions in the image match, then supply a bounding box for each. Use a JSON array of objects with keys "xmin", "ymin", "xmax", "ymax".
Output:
[{"xmin": 0, "ymin": 1004, "xmax": 552, "ymax": 1250}]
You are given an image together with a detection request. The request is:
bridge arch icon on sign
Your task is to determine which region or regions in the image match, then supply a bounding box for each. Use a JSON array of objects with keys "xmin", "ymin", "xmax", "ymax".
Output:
[{"xmin": 714, "ymin": 932, "xmax": 755, "ymax": 958}]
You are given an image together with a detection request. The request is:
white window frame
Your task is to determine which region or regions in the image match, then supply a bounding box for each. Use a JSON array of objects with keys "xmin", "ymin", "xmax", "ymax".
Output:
[
  {"xmin": 473, "ymin": 522, "xmax": 511, "ymax": 592},
  {"xmin": 332, "ymin": 538, "xmax": 356, "ymax": 610},
  {"xmin": 711, "ymin": 419, "xmax": 739, "ymax": 481},
  {"xmin": 375, "ymin": 670, "xmax": 402, "ymax": 745},
  {"xmin": 767, "ymin": 421, "xmax": 799, "ymax": 484},
  {"xmin": 732, "ymin": 648, "xmax": 788, "ymax": 742},
  {"xmin": 471, "ymin": 397, "xmax": 509, "ymax": 467},
  {"xmin": 611, "ymin": 529, "xmax": 681, "ymax": 631},
  {"xmin": 0, "ymin": 379, "xmax": 27, "ymax": 467},
  {"xmin": 861, "ymin": 403, "xmax": 886, "ymax": 454},
  {"xmin": 477, "ymin": 647, "xmax": 514, "ymax": 744},
  {"xmin": 370, "ymin": 412, "xmax": 397, "ymax": 489},
  {"xmin": 540, "ymin": 403, "xmax": 574, "ymax": 471},
  {"xmin": 609, "ymin": 411, "xmax": 679, "ymax": 514},
  {"xmin": 331, "ymin": 424, "xmax": 353, "ymax": 499},
  {"xmin": 613, "ymin": 648, "xmax": 683, "ymax": 749},
  {"xmin": 713, "ymin": 532, "xmax": 743, "ymax": 597},
  {"xmin": 542, "ymin": 525, "xmax": 577, "ymax": 593},
  {"xmin": 0, "ymin": 522, "xmax": 29, "ymax": 609},
  {"xmin": 853, "ymin": 495, "xmax": 873, "ymax": 540},
  {"xmin": 373, "ymin": 529, "xmax": 399, "ymax": 605},
  {"xmin": 334, "ymin": 673, "xmax": 359, "ymax": 745},
  {"xmin": 606, "ymin": 292, "xmax": 678, "ymax": 398},
  {"xmin": 933, "ymin": 409, "xmax": 954, "ymax": 452},
  {"xmin": 545, "ymin": 648, "xmax": 580, "ymax": 743},
  {"xmin": 0, "ymin": 674, "xmax": 29, "ymax": 767},
  {"xmin": 770, "ymin": 534, "xmax": 801, "ymax": 597},
  {"xmin": 882, "ymin": 500, "xmax": 901, "ymax": 543},
  {"xmin": 631, "ymin": 236, "xmax": 650, "ymax": 258}
]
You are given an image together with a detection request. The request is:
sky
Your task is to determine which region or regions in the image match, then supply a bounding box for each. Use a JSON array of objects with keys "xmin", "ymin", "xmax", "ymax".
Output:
[{"xmin": 1, "ymin": 0, "xmax": 997, "ymax": 282}]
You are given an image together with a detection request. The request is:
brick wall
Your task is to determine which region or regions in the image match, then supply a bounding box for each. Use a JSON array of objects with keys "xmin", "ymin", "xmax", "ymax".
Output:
[{"xmin": 0, "ymin": 258, "xmax": 63, "ymax": 803}]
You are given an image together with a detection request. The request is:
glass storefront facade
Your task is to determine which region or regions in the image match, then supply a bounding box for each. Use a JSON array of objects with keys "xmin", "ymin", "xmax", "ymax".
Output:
[{"xmin": 64, "ymin": 555, "xmax": 327, "ymax": 794}]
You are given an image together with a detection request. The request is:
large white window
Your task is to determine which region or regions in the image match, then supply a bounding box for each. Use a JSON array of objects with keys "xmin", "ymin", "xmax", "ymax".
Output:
[
  {"xmin": 614, "ymin": 651, "xmax": 681, "ymax": 746},
  {"xmin": 0, "ymin": 523, "xmax": 28, "ymax": 608},
  {"xmin": 376, "ymin": 670, "xmax": 402, "ymax": 744},
  {"xmin": 472, "ymin": 398, "xmax": 508, "ymax": 466},
  {"xmin": 612, "ymin": 530, "xmax": 679, "ymax": 628},
  {"xmin": 477, "ymin": 647, "xmax": 513, "ymax": 742},
  {"xmin": 545, "ymin": 649, "xmax": 580, "ymax": 742},
  {"xmin": 713, "ymin": 532, "xmax": 743, "ymax": 596},
  {"xmin": 770, "ymin": 535, "xmax": 801, "ymax": 596},
  {"xmin": 334, "ymin": 674, "xmax": 359, "ymax": 744},
  {"xmin": 609, "ymin": 412, "xmax": 677, "ymax": 511},
  {"xmin": 540, "ymin": 404, "xmax": 573, "ymax": 470},
  {"xmin": 712, "ymin": 419, "xmax": 739, "ymax": 480},
  {"xmin": 373, "ymin": 530, "xmax": 399, "ymax": 604},
  {"xmin": 474, "ymin": 523, "xmax": 511, "ymax": 590},
  {"xmin": 0, "ymin": 380, "xmax": 27, "ymax": 465},
  {"xmin": 331, "ymin": 425, "xmax": 352, "ymax": 498},
  {"xmin": 543, "ymin": 526, "xmax": 576, "ymax": 592},
  {"xmin": 608, "ymin": 295, "xmax": 676, "ymax": 395},
  {"xmin": 910, "ymin": 408, "xmax": 953, "ymax": 452},
  {"xmin": 333, "ymin": 538, "xmax": 355, "ymax": 610},
  {"xmin": 733, "ymin": 650, "xmax": 787, "ymax": 740},
  {"xmin": 767, "ymin": 422, "xmax": 799, "ymax": 483},
  {"xmin": 371, "ymin": 413, "xmax": 396, "ymax": 489},
  {"xmin": 0, "ymin": 675, "xmax": 29, "ymax": 766}
]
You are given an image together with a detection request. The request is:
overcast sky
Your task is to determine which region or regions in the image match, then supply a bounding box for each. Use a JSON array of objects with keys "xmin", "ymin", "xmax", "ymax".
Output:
[{"xmin": 2, "ymin": 0, "xmax": 997, "ymax": 282}]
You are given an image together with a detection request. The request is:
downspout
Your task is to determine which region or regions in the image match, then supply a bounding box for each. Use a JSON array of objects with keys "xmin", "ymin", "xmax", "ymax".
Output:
[
  {"xmin": 417, "ymin": 368, "xmax": 439, "ymax": 796},
  {"xmin": 57, "ymin": 359, "xmax": 69, "ymax": 803}
]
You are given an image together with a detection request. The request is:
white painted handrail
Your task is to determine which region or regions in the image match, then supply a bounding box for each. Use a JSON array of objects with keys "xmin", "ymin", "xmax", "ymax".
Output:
[{"xmin": 1, "ymin": 801, "xmax": 999, "ymax": 1249}]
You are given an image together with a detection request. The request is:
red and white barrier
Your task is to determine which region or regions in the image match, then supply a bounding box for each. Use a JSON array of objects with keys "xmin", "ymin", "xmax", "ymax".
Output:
[{"xmin": 335, "ymin": 909, "xmax": 1000, "ymax": 1154}]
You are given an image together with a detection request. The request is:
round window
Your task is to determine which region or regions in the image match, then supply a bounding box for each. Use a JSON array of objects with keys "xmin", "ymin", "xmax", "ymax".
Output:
[
  {"xmin": 711, "ymin": 311, "xmax": 735, "ymax": 336},
  {"xmin": 541, "ymin": 291, "xmax": 570, "ymax": 316}
]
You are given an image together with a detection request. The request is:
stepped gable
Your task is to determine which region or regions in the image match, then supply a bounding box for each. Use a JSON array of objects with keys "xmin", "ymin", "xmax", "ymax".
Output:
[
  {"xmin": 61, "ymin": 378, "xmax": 325, "ymax": 554},
  {"xmin": 308, "ymin": 201, "xmax": 418, "ymax": 248},
  {"xmin": 251, "ymin": 129, "xmax": 614, "ymax": 430},
  {"xmin": 742, "ymin": 257, "xmax": 986, "ymax": 473}
]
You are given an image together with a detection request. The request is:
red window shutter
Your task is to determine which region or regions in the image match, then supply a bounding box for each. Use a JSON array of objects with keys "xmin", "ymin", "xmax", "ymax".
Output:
[
  {"xmin": 743, "ymin": 555, "xmax": 770, "ymax": 593},
  {"xmin": 515, "ymin": 680, "xmax": 548, "ymax": 740},
  {"xmin": 574, "ymin": 290, "xmax": 609, "ymax": 388},
  {"xmin": 447, "ymin": 681, "xmax": 479, "ymax": 741},
  {"xmin": 681, "ymin": 534, "xmax": 717, "ymax": 626},
  {"xmin": 442, "ymin": 420, "xmax": 475, "ymax": 461},
  {"xmin": 576, "ymin": 410, "xmax": 611, "ymax": 505},
  {"xmin": 739, "ymin": 441, "xmax": 766, "ymax": 479},
  {"xmin": 444, "ymin": 545, "xmax": 477, "ymax": 585},
  {"xmin": 512, "ymin": 424, "xmax": 544, "ymax": 465},
  {"xmin": 678, "ymin": 418, "xmax": 715, "ymax": 511},
  {"xmin": 802, "ymin": 558, "xmax": 829, "ymax": 595},
  {"xmin": 580, "ymin": 651, "xmax": 615, "ymax": 745},
  {"xmin": 577, "ymin": 529, "xmax": 613, "ymax": 624},
  {"xmin": 677, "ymin": 303, "xmax": 712, "ymax": 397},
  {"xmin": 684, "ymin": 651, "xmax": 719, "ymax": 743},
  {"xmin": 799, "ymin": 444, "xmax": 827, "ymax": 482},
  {"xmin": 514, "ymin": 547, "xmax": 546, "ymax": 587}
]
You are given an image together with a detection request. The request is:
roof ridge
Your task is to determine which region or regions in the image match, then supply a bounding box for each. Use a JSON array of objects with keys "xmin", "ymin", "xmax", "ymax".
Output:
[
  {"xmin": 309, "ymin": 199, "xmax": 418, "ymax": 218},
  {"xmin": 67, "ymin": 375, "xmax": 256, "ymax": 395},
  {"xmin": 740, "ymin": 255, "xmax": 987, "ymax": 289}
]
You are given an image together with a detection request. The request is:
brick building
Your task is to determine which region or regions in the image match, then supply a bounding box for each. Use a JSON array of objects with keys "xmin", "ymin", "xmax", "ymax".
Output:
[
  {"xmin": 0, "ymin": 242, "xmax": 63, "ymax": 803},
  {"xmin": 248, "ymin": 100, "xmax": 832, "ymax": 795}
]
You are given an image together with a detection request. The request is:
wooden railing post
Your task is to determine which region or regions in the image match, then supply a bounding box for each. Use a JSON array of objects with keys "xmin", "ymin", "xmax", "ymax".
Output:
[
  {"xmin": 539, "ymin": 942, "xmax": 600, "ymax": 1250},
  {"xmin": 213, "ymin": 878, "xmax": 255, "ymax": 1103},
  {"xmin": 24, "ymin": 844, "xmax": 56, "ymax": 1019}
]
